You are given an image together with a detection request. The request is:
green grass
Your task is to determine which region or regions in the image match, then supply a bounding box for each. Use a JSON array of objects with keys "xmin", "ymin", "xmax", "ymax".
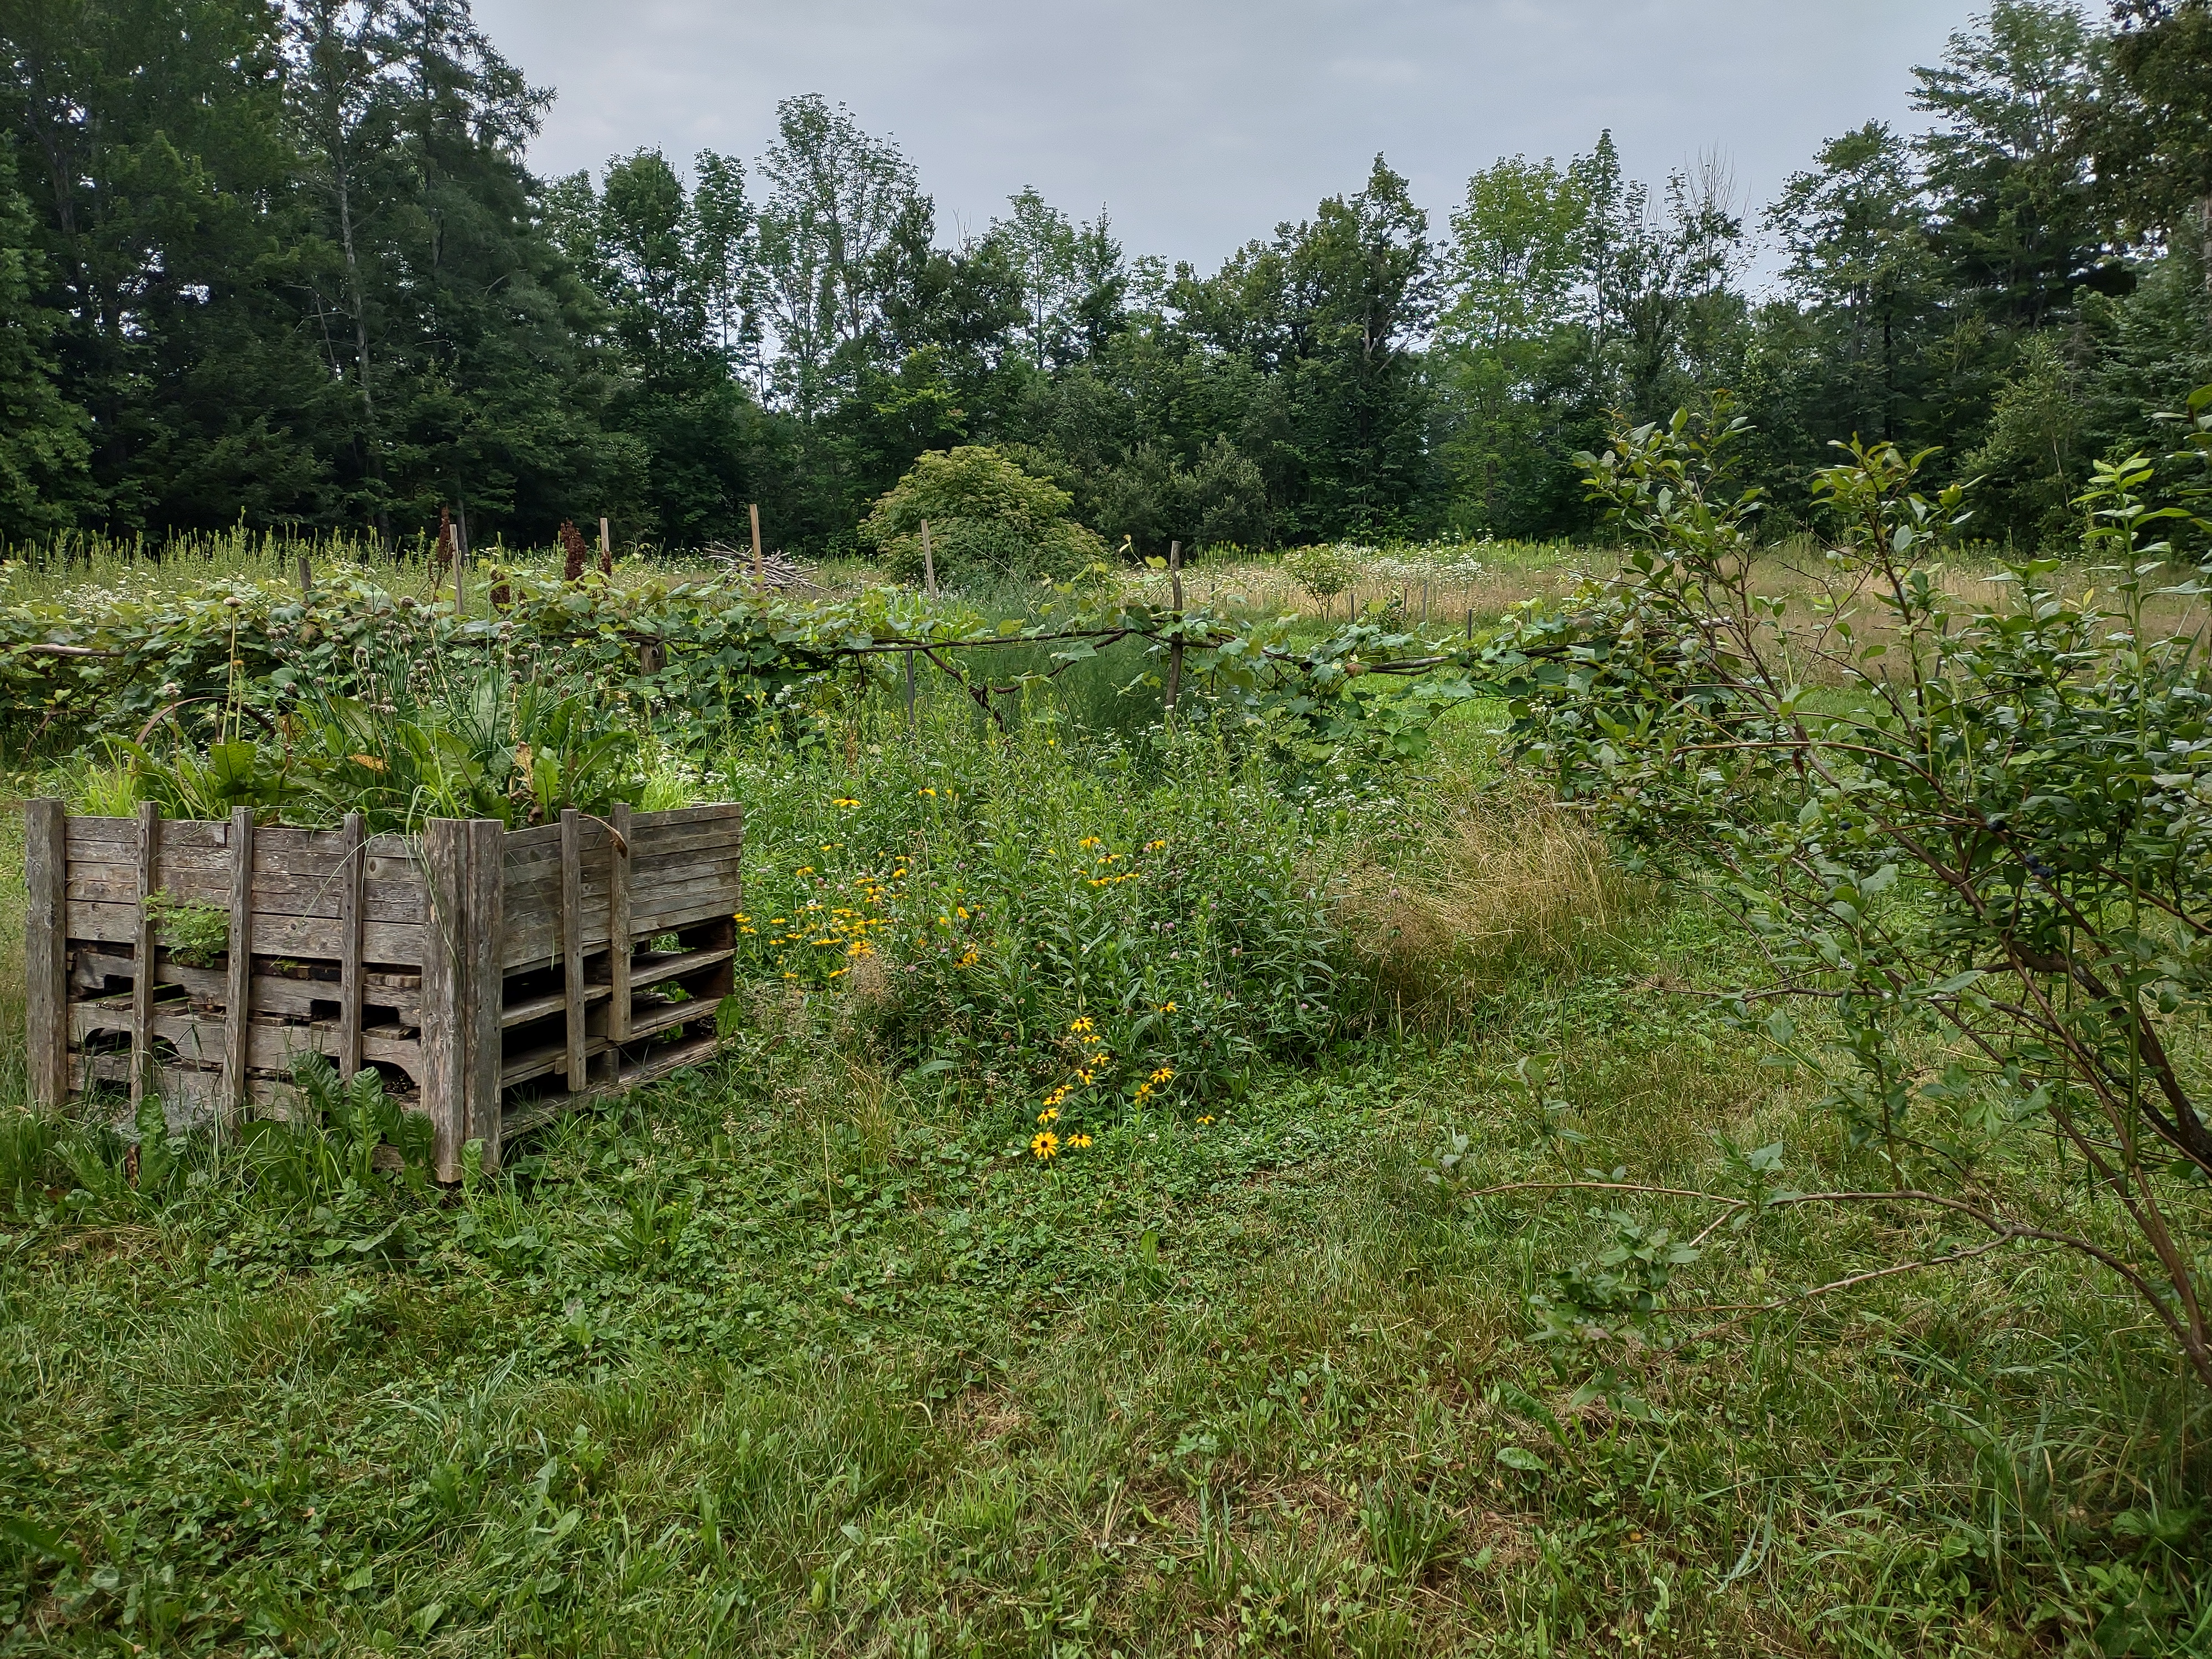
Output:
[{"xmin": 2, "ymin": 707, "xmax": 2208, "ymax": 1656}]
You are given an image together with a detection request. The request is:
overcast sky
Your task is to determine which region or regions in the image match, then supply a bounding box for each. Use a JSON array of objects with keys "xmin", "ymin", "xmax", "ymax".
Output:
[{"xmin": 476, "ymin": 0, "xmax": 1985, "ymax": 286}]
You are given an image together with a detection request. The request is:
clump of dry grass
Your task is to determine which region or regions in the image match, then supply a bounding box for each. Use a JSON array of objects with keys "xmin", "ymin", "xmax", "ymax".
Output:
[{"xmin": 1337, "ymin": 790, "xmax": 1644, "ymax": 1019}]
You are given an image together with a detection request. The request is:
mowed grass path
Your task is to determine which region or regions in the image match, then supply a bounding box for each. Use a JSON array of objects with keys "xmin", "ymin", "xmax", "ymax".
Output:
[{"xmin": 4, "ymin": 847, "xmax": 2200, "ymax": 1656}]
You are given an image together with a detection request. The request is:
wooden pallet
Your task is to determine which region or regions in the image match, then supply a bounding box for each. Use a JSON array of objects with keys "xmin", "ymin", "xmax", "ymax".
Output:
[{"xmin": 25, "ymin": 799, "xmax": 743, "ymax": 1178}]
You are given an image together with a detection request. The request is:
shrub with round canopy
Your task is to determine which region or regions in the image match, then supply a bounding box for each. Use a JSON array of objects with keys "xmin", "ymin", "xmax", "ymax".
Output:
[{"xmin": 861, "ymin": 445, "xmax": 1107, "ymax": 583}]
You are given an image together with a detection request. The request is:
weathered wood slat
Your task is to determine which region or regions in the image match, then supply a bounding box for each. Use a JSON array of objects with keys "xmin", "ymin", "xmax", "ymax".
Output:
[
  {"xmin": 500, "ymin": 1030, "xmax": 719, "ymax": 1139},
  {"xmin": 338, "ymin": 812, "xmax": 365, "ymax": 1076},
  {"xmin": 420, "ymin": 819, "xmax": 466, "ymax": 1181},
  {"xmin": 626, "ymin": 816, "xmax": 749, "ymax": 860},
  {"xmin": 25, "ymin": 800, "xmax": 67, "ymax": 1110},
  {"xmin": 502, "ymin": 1031, "xmax": 609, "ymax": 1088},
  {"xmin": 463, "ymin": 818, "xmax": 505, "ymax": 1168},
  {"xmin": 80, "ymin": 1052, "xmax": 221, "ymax": 1124},
  {"xmin": 65, "ymin": 864, "xmax": 424, "ymax": 920},
  {"xmin": 74, "ymin": 1053, "xmax": 420, "ymax": 1121},
  {"xmin": 625, "ymin": 945, "xmax": 734, "ymax": 992},
  {"xmin": 68, "ymin": 843, "xmax": 417, "ymax": 880},
  {"xmin": 224, "ymin": 808, "xmax": 255, "ymax": 1124},
  {"xmin": 560, "ymin": 808, "xmax": 587, "ymax": 1093},
  {"xmin": 609, "ymin": 802, "xmax": 633, "ymax": 1047},
  {"xmin": 129, "ymin": 802, "xmax": 160, "ymax": 1117},
  {"xmin": 630, "ymin": 875, "xmax": 748, "ymax": 932},
  {"xmin": 500, "ymin": 982, "xmax": 611, "ymax": 1029},
  {"xmin": 68, "ymin": 817, "xmax": 226, "ymax": 857},
  {"xmin": 502, "ymin": 826, "xmax": 738, "ymax": 885},
  {"xmin": 498, "ymin": 805, "xmax": 735, "ymax": 873},
  {"xmin": 503, "ymin": 863, "xmax": 742, "ymax": 966},
  {"xmin": 71, "ymin": 952, "xmax": 420, "ymax": 1022},
  {"xmin": 500, "ymin": 821, "xmax": 564, "ymax": 855},
  {"xmin": 634, "ymin": 802, "xmax": 744, "ymax": 831},
  {"xmin": 615, "ymin": 996, "xmax": 714, "ymax": 1045},
  {"xmin": 70, "ymin": 816, "xmax": 408, "ymax": 857},
  {"xmin": 498, "ymin": 807, "xmax": 740, "ymax": 879},
  {"xmin": 504, "ymin": 817, "xmax": 612, "ymax": 868},
  {"xmin": 504, "ymin": 832, "xmax": 739, "ymax": 898},
  {"xmin": 500, "ymin": 867, "xmax": 615, "ymax": 916},
  {"xmin": 71, "ymin": 1005, "xmax": 425, "ymax": 1079},
  {"xmin": 65, "ymin": 899, "xmax": 422, "ymax": 964}
]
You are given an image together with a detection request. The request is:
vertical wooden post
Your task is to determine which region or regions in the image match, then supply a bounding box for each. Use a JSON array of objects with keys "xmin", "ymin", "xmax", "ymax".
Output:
[
  {"xmin": 599, "ymin": 516, "xmax": 611, "ymax": 560},
  {"xmin": 608, "ymin": 803, "xmax": 633, "ymax": 1056},
  {"xmin": 463, "ymin": 818, "xmax": 505, "ymax": 1171},
  {"xmin": 297, "ymin": 555, "xmax": 313, "ymax": 597},
  {"xmin": 1465, "ymin": 608, "xmax": 1474, "ymax": 642},
  {"xmin": 223, "ymin": 808, "xmax": 255, "ymax": 1127},
  {"xmin": 129, "ymin": 801, "xmax": 161, "ymax": 1119},
  {"xmin": 749, "ymin": 503, "xmax": 764, "ymax": 584},
  {"xmin": 23, "ymin": 799, "xmax": 67, "ymax": 1110},
  {"xmin": 337, "ymin": 811, "xmax": 365, "ymax": 1077},
  {"xmin": 1165, "ymin": 540, "xmax": 1183, "ymax": 715},
  {"xmin": 420, "ymin": 818, "xmax": 467, "ymax": 1182},
  {"xmin": 560, "ymin": 807, "xmax": 586, "ymax": 1093},
  {"xmin": 921, "ymin": 520, "xmax": 936, "ymax": 597}
]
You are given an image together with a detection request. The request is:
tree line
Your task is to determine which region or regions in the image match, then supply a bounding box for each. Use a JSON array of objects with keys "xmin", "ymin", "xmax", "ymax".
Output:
[{"xmin": 2, "ymin": 0, "xmax": 2208, "ymax": 556}]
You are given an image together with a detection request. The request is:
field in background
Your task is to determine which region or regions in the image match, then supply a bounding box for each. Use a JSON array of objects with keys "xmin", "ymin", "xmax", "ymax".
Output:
[{"xmin": 13, "ymin": 526, "xmax": 2184, "ymax": 643}]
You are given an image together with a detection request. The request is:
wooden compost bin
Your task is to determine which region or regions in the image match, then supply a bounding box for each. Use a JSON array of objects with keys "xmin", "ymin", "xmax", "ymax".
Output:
[{"xmin": 22, "ymin": 799, "xmax": 743, "ymax": 1179}]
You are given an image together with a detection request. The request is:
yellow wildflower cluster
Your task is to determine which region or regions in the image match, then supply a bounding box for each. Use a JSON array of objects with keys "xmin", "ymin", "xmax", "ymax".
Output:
[
  {"xmin": 752, "ymin": 858, "xmax": 906, "ymax": 984},
  {"xmin": 1026, "ymin": 1016, "xmax": 1175, "ymax": 1166}
]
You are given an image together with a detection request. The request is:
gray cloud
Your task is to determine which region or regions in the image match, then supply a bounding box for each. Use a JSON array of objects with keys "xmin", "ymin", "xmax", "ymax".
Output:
[{"xmin": 477, "ymin": 0, "xmax": 1980, "ymax": 279}]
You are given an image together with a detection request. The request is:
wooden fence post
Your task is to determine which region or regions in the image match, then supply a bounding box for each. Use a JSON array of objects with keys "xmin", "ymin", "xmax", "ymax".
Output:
[
  {"xmin": 223, "ymin": 807, "xmax": 255, "ymax": 1128},
  {"xmin": 129, "ymin": 801, "xmax": 160, "ymax": 1120},
  {"xmin": 463, "ymin": 818, "xmax": 505, "ymax": 1171},
  {"xmin": 24, "ymin": 800, "xmax": 67, "ymax": 1110},
  {"xmin": 1165, "ymin": 540, "xmax": 1183, "ymax": 715},
  {"xmin": 420, "ymin": 818, "xmax": 467, "ymax": 1182},
  {"xmin": 750, "ymin": 503, "xmax": 765, "ymax": 585}
]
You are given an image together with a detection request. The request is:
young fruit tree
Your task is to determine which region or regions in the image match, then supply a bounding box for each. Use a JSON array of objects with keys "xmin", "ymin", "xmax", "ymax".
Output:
[{"xmin": 1480, "ymin": 392, "xmax": 2212, "ymax": 1389}]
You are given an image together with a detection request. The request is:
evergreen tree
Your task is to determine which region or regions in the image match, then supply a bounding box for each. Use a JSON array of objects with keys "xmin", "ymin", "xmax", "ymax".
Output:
[
  {"xmin": 0, "ymin": 135, "xmax": 91, "ymax": 536},
  {"xmin": 5, "ymin": 0, "xmax": 339, "ymax": 529},
  {"xmin": 1914, "ymin": 0, "xmax": 2117, "ymax": 326},
  {"xmin": 2090, "ymin": 0, "xmax": 2212, "ymax": 284},
  {"xmin": 1764, "ymin": 122, "xmax": 1944, "ymax": 446}
]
